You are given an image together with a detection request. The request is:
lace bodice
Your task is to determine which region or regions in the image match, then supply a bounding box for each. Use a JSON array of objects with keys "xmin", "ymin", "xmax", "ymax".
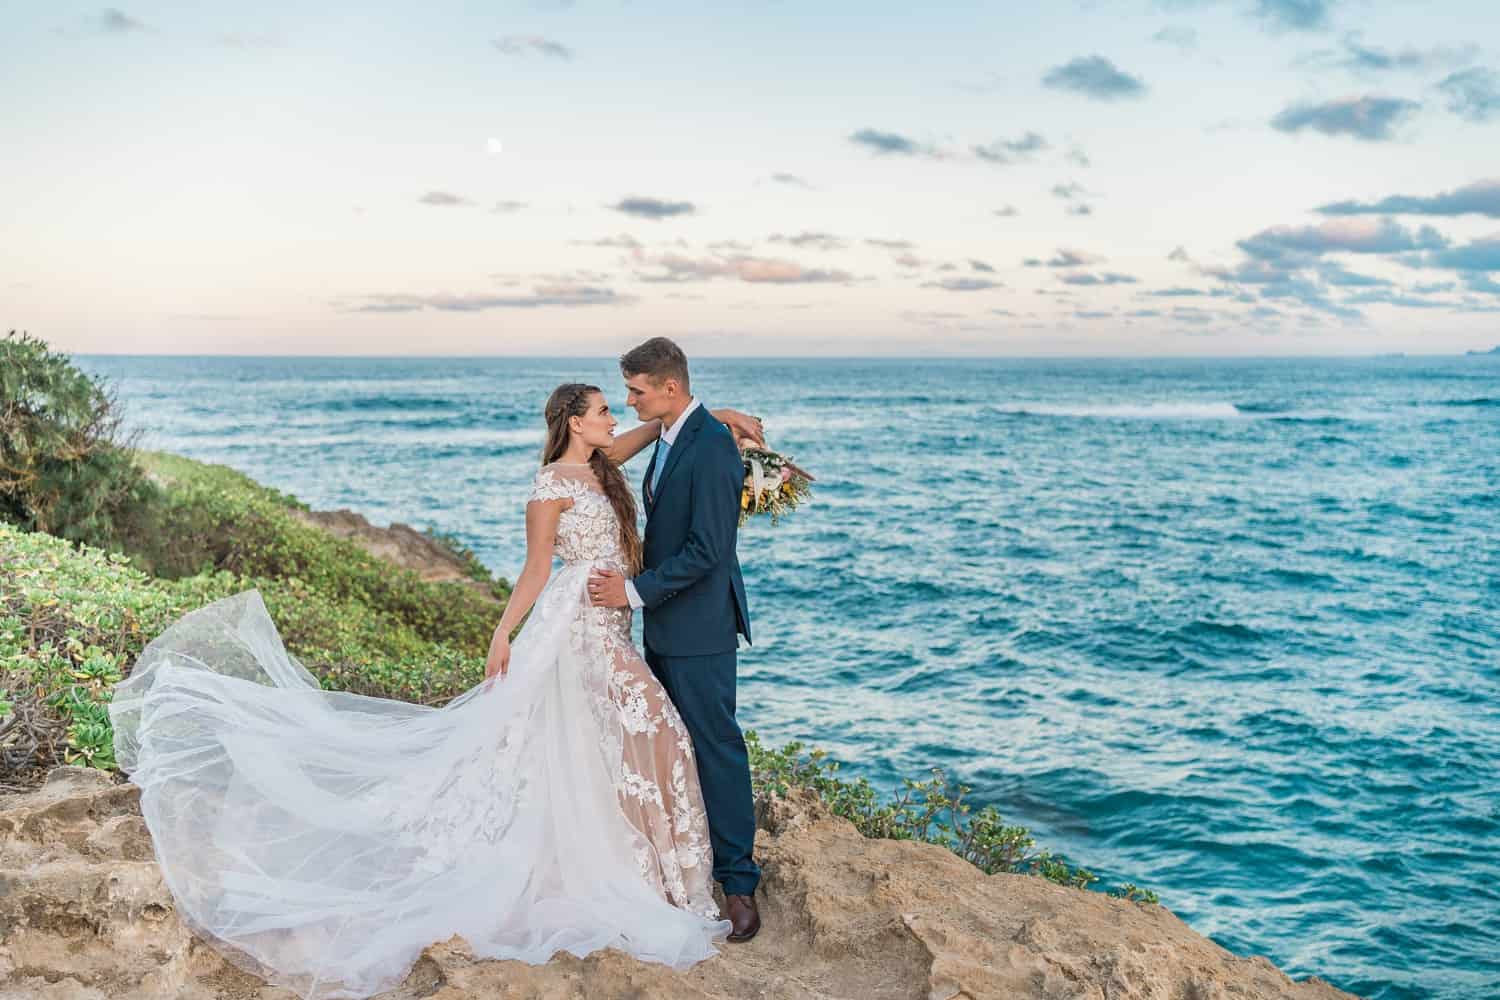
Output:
[{"xmin": 528, "ymin": 463, "xmax": 627, "ymax": 566}]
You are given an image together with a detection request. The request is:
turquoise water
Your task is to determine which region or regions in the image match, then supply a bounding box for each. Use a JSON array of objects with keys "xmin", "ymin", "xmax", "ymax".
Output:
[{"xmin": 80, "ymin": 354, "xmax": 1499, "ymax": 1000}]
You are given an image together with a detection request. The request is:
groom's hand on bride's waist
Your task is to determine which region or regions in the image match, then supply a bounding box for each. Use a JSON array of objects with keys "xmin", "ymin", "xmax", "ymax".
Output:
[{"xmin": 588, "ymin": 569, "xmax": 630, "ymax": 608}]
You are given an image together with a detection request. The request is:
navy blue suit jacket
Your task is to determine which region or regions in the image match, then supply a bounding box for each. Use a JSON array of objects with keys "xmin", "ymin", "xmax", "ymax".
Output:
[{"xmin": 632, "ymin": 404, "xmax": 752, "ymax": 657}]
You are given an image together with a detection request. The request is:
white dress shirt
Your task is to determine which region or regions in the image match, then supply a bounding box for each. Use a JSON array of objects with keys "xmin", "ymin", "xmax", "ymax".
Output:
[{"xmin": 624, "ymin": 397, "xmax": 701, "ymax": 611}]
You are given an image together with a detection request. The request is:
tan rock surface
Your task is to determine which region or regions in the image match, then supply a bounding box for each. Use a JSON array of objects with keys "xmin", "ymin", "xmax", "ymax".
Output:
[
  {"xmin": 288, "ymin": 508, "xmax": 500, "ymax": 599},
  {"xmin": 0, "ymin": 768, "xmax": 1358, "ymax": 1000}
]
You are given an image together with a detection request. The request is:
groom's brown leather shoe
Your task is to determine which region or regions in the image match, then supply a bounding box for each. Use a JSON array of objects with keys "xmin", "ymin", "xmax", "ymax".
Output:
[{"xmin": 724, "ymin": 893, "xmax": 760, "ymax": 942}]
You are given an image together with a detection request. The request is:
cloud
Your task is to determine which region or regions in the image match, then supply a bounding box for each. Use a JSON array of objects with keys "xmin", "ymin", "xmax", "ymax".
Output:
[
  {"xmin": 1066, "ymin": 203, "xmax": 1094, "ymax": 216},
  {"xmin": 1254, "ymin": 0, "xmax": 1335, "ymax": 32},
  {"xmin": 216, "ymin": 31, "xmax": 281, "ymax": 49},
  {"xmin": 418, "ymin": 191, "xmax": 474, "ymax": 207},
  {"xmin": 492, "ymin": 200, "xmax": 527, "ymax": 213},
  {"xmin": 57, "ymin": 8, "xmax": 152, "ymax": 37},
  {"xmin": 1065, "ymin": 146, "xmax": 1092, "ymax": 167},
  {"xmin": 1168, "ymin": 245, "xmax": 1193, "ymax": 262},
  {"xmin": 993, "ymin": 205, "xmax": 1020, "ymax": 217},
  {"xmin": 574, "ymin": 233, "xmax": 642, "ymax": 249},
  {"xmin": 1341, "ymin": 289, "xmax": 1453, "ymax": 309},
  {"xmin": 345, "ymin": 284, "xmax": 630, "ymax": 312},
  {"xmin": 1439, "ymin": 68, "xmax": 1500, "ymax": 123},
  {"xmin": 1026, "ymin": 249, "xmax": 1104, "ymax": 268},
  {"xmin": 1418, "ymin": 234, "xmax": 1500, "ymax": 272},
  {"xmin": 970, "ymin": 259, "xmax": 996, "ymax": 273},
  {"xmin": 100, "ymin": 8, "xmax": 149, "ymax": 33},
  {"xmin": 768, "ymin": 172, "xmax": 812, "ymax": 188},
  {"xmin": 1317, "ymin": 262, "xmax": 1393, "ymax": 286},
  {"xmin": 972, "ymin": 131, "xmax": 1049, "ymax": 164},
  {"xmin": 492, "ymin": 35, "xmax": 572, "ymax": 59},
  {"xmin": 866, "ymin": 238, "xmax": 916, "ymax": 250},
  {"xmin": 1146, "ymin": 286, "xmax": 1222, "ymax": 297},
  {"xmin": 921, "ymin": 277, "xmax": 1005, "ymax": 292},
  {"xmin": 768, "ymin": 231, "xmax": 847, "ymax": 251},
  {"xmin": 1041, "ymin": 55, "xmax": 1147, "ymax": 100},
  {"xmin": 849, "ymin": 128, "xmax": 941, "ymax": 158},
  {"xmin": 1059, "ymin": 271, "xmax": 1138, "ymax": 285},
  {"xmin": 1298, "ymin": 35, "xmax": 1477, "ymax": 74},
  {"xmin": 1238, "ymin": 217, "xmax": 1448, "ymax": 258},
  {"xmin": 1270, "ymin": 95, "xmax": 1420, "ymax": 141},
  {"xmin": 893, "ymin": 253, "xmax": 926, "ymax": 269},
  {"xmin": 612, "ymin": 196, "xmax": 696, "ymax": 220},
  {"xmin": 1151, "ymin": 25, "xmax": 1197, "ymax": 50},
  {"xmin": 632, "ymin": 250, "xmax": 854, "ymax": 284},
  {"xmin": 1052, "ymin": 182, "xmax": 1089, "ymax": 200},
  {"xmin": 1317, "ymin": 178, "xmax": 1500, "ymax": 218}
]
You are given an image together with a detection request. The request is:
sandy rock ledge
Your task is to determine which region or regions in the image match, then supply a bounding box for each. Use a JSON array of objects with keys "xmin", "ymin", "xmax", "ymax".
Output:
[{"xmin": 0, "ymin": 767, "xmax": 1358, "ymax": 1000}]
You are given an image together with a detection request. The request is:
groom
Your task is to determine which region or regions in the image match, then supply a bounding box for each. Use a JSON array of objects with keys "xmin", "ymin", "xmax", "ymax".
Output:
[{"xmin": 587, "ymin": 337, "xmax": 761, "ymax": 942}]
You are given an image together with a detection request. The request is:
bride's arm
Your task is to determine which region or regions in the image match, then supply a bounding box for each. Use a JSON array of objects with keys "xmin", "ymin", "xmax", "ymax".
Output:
[
  {"xmin": 602, "ymin": 408, "xmax": 766, "ymax": 466},
  {"xmin": 602, "ymin": 420, "xmax": 662, "ymax": 466},
  {"xmin": 487, "ymin": 498, "xmax": 565, "ymax": 676}
]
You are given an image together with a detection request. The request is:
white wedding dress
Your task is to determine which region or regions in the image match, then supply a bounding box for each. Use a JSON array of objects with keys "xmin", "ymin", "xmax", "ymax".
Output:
[{"xmin": 109, "ymin": 462, "xmax": 731, "ymax": 999}]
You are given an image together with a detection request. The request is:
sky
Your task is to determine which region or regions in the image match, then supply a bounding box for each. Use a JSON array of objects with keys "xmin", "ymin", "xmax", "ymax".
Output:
[{"xmin": 4, "ymin": 1, "xmax": 1500, "ymax": 357}]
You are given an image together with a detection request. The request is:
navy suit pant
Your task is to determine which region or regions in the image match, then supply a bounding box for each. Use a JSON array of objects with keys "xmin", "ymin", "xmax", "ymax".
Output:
[{"xmin": 644, "ymin": 645, "xmax": 761, "ymax": 897}]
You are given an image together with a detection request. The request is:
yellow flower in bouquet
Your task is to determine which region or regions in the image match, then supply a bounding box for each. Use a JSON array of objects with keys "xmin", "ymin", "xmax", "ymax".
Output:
[{"xmin": 739, "ymin": 438, "xmax": 813, "ymax": 526}]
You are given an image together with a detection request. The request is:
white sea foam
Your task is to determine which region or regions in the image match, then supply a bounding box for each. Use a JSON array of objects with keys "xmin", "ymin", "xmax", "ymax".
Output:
[{"xmin": 992, "ymin": 401, "xmax": 1245, "ymax": 420}]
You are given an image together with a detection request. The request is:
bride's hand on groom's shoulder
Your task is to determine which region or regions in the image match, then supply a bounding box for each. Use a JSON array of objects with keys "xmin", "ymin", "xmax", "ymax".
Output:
[{"xmin": 713, "ymin": 409, "xmax": 765, "ymax": 449}]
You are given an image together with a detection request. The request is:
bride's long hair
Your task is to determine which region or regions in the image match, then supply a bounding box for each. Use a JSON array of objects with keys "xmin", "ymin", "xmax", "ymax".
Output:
[{"xmin": 542, "ymin": 382, "xmax": 643, "ymax": 575}]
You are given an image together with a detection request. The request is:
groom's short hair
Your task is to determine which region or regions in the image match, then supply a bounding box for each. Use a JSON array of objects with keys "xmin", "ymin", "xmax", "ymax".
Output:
[{"xmin": 620, "ymin": 337, "xmax": 690, "ymax": 392}]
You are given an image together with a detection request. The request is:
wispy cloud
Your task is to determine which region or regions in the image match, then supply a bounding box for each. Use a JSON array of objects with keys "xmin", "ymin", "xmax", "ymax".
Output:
[
  {"xmin": 1025, "ymin": 249, "xmax": 1105, "ymax": 268},
  {"xmin": 1317, "ymin": 178, "xmax": 1500, "ymax": 219},
  {"xmin": 345, "ymin": 284, "xmax": 631, "ymax": 312},
  {"xmin": 921, "ymin": 277, "xmax": 1006, "ymax": 291},
  {"xmin": 1254, "ymin": 0, "xmax": 1336, "ymax": 33},
  {"xmin": 849, "ymin": 128, "xmax": 942, "ymax": 158},
  {"xmin": 768, "ymin": 231, "xmax": 847, "ymax": 251},
  {"xmin": 1439, "ymin": 67, "xmax": 1500, "ymax": 123},
  {"xmin": 768, "ymin": 172, "xmax": 812, "ymax": 188},
  {"xmin": 993, "ymin": 205, "xmax": 1020, "ymax": 217},
  {"xmin": 1296, "ymin": 35, "xmax": 1477, "ymax": 74},
  {"xmin": 418, "ymin": 191, "xmax": 474, "ymax": 207},
  {"xmin": 611, "ymin": 196, "xmax": 696, "ymax": 220},
  {"xmin": 492, "ymin": 200, "xmax": 527, "ymax": 213},
  {"xmin": 972, "ymin": 131, "xmax": 1049, "ymax": 164},
  {"xmin": 1270, "ymin": 95, "xmax": 1420, "ymax": 141},
  {"xmin": 1059, "ymin": 271, "xmax": 1139, "ymax": 285},
  {"xmin": 1151, "ymin": 25, "xmax": 1198, "ymax": 50},
  {"xmin": 632, "ymin": 250, "xmax": 855, "ymax": 284},
  {"xmin": 1239, "ymin": 217, "xmax": 1448, "ymax": 258},
  {"xmin": 1042, "ymin": 55, "xmax": 1147, "ymax": 100},
  {"xmin": 491, "ymin": 35, "xmax": 572, "ymax": 59}
]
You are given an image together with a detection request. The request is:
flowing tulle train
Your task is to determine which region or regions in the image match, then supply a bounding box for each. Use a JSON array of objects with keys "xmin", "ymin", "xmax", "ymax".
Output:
[{"xmin": 109, "ymin": 568, "xmax": 729, "ymax": 1000}]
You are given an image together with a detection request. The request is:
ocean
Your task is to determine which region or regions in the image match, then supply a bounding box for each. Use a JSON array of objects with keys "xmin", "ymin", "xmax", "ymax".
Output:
[{"xmin": 78, "ymin": 354, "xmax": 1499, "ymax": 1000}]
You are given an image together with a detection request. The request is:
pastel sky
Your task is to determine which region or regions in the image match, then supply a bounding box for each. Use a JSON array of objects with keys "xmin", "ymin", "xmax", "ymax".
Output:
[{"xmin": 5, "ymin": 1, "xmax": 1500, "ymax": 356}]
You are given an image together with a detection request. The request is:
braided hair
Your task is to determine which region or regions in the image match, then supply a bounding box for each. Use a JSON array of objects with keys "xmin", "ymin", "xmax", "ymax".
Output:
[{"xmin": 541, "ymin": 383, "xmax": 643, "ymax": 575}]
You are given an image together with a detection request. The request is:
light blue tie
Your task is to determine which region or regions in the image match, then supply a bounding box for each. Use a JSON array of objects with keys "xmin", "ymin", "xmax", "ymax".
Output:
[{"xmin": 650, "ymin": 437, "xmax": 671, "ymax": 497}]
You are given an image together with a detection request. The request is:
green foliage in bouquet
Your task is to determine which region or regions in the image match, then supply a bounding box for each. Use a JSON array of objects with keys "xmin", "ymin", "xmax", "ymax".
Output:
[
  {"xmin": 745, "ymin": 731, "xmax": 1158, "ymax": 904},
  {"xmin": 0, "ymin": 330, "xmax": 156, "ymax": 549},
  {"xmin": 739, "ymin": 446, "xmax": 812, "ymax": 526}
]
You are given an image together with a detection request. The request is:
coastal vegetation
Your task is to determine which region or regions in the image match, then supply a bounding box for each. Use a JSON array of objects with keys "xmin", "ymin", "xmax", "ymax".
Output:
[{"xmin": 0, "ymin": 331, "xmax": 1153, "ymax": 902}]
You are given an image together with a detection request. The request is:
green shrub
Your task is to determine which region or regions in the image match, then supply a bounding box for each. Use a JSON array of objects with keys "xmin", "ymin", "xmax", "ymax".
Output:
[
  {"xmin": 119, "ymin": 450, "xmax": 508, "ymax": 654},
  {"xmin": 0, "ymin": 330, "xmax": 156, "ymax": 548},
  {"xmin": 745, "ymin": 731, "xmax": 1155, "ymax": 902}
]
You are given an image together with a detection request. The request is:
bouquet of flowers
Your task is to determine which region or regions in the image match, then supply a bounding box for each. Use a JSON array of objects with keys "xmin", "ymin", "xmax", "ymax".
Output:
[{"xmin": 740, "ymin": 443, "xmax": 813, "ymax": 526}]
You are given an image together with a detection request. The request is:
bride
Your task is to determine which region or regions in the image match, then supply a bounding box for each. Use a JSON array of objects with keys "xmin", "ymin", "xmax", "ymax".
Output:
[{"xmin": 109, "ymin": 383, "xmax": 764, "ymax": 1000}]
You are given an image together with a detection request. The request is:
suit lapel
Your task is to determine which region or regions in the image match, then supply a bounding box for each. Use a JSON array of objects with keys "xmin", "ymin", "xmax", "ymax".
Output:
[{"xmin": 647, "ymin": 405, "xmax": 705, "ymax": 521}]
